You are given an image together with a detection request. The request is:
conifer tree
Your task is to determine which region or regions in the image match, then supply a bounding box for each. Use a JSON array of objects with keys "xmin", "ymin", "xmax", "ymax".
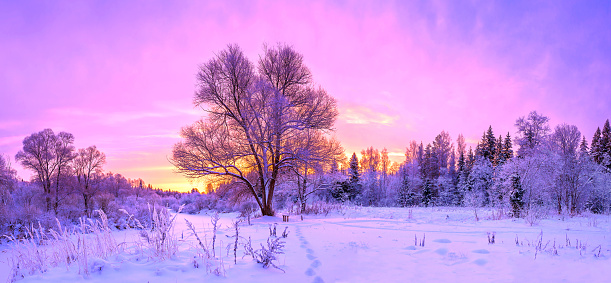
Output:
[
  {"xmin": 495, "ymin": 134, "xmax": 504, "ymax": 165},
  {"xmin": 602, "ymin": 119, "xmax": 611, "ymax": 150},
  {"xmin": 421, "ymin": 179, "xmax": 433, "ymax": 207},
  {"xmin": 579, "ymin": 136, "xmax": 589, "ymax": 159},
  {"xmin": 456, "ymin": 170, "xmax": 469, "ymax": 207},
  {"xmin": 455, "ymin": 148, "xmax": 467, "ymax": 207},
  {"xmin": 486, "ymin": 126, "xmax": 496, "ymax": 163},
  {"xmin": 333, "ymin": 153, "xmax": 361, "ymax": 202},
  {"xmin": 417, "ymin": 142, "xmax": 424, "ymax": 168},
  {"xmin": 475, "ymin": 132, "xmax": 487, "ymax": 158},
  {"xmin": 475, "ymin": 126, "xmax": 497, "ymax": 164},
  {"xmin": 457, "ymin": 150, "xmax": 466, "ymax": 173},
  {"xmin": 591, "ymin": 127, "xmax": 602, "ymax": 164},
  {"xmin": 466, "ymin": 147, "xmax": 475, "ymax": 172},
  {"xmin": 397, "ymin": 167, "xmax": 414, "ymax": 207},
  {"xmin": 502, "ymin": 132, "xmax": 513, "ymax": 161},
  {"xmin": 348, "ymin": 152, "xmax": 360, "ymax": 184},
  {"xmin": 601, "ymin": 119, "xmax": 611, "ymax": 169}
]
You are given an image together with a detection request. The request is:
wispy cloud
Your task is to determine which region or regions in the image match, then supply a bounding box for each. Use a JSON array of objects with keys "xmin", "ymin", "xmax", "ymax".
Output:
[
  {"xmin": 339, "ymin": 105, "xmax": 398, "ymax": 125},
  {"xmin": 46, "ymin": 107, "xmax": 186, "ymax": 125},
  {"xmin": 118, "ymin": 166, "xmax": 176, "ymax": 172},
  {"xmin": 0, "ymin": 121, "xmax": 22, "ymax": 130},
  {"xmin": 0, "ymin": 135, "xmax": 25, "ymax": 146}
]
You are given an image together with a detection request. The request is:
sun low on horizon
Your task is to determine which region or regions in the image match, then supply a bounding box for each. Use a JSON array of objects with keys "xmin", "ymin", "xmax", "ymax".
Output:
[{"xmin": 1, "ymin": 1, "xmax": 610, "ymax": 192}]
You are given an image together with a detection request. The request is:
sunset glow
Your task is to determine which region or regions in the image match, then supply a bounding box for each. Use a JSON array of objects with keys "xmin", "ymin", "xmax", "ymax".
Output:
[{"xmin": 1, "ymin": 1, "xmax": 610, "ymax": 192}]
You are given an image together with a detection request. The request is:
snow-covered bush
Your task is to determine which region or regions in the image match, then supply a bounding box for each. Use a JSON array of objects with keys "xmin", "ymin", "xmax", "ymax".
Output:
[
  {"xmin": 160, "ymin": 195, "xmax": 179, "ymax": 211},
  {"xmin": 302, "ymin": 201, "xmax": 342, "ymax": 215},
  {"xmin": 243, "ymin": 236, "xmax": 285, "ymax": 271}
]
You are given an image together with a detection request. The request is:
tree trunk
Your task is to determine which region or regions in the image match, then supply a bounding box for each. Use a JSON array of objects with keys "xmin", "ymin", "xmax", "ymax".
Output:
[
  {"xmin": 54, "ymin": 180, "xmax": 60, "ymax": 215},
  {"xmin": 45, "ymin": 190, "xmax": 52, "ymax": 212},
  {"xmin": 261, "ymin": 202, "xmax": 274, "ymax": 216},
  {"xmin": 44, "ymin": 178, "xmax": 52, "ymax": 212},
  {"xmin": 83, "ymin": 193, "xmax": 90, "ymax": 216}
]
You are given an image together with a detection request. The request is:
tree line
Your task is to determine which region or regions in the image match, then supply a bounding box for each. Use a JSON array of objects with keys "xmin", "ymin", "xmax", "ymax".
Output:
[{"xmin": 325, "ymin": 113, "xmax": 611, "ymax": 218}]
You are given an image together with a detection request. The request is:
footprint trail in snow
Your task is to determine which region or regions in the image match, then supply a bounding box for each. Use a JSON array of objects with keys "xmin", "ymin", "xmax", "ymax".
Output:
[{"xmin": 296, "ymin": 225, "xmax": 324, "ymax": 283}]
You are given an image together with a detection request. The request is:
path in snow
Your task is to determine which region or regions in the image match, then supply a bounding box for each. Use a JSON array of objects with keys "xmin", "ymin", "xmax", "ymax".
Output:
[{"xmin": 295, "ymin": 225, "xmax": 324, "ymax": 283}]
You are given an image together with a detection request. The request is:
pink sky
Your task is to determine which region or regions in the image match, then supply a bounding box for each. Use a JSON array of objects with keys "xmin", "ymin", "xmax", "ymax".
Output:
[{"xmin": 1, "ymin": 1, "xmax": 610, "ymax": 191}]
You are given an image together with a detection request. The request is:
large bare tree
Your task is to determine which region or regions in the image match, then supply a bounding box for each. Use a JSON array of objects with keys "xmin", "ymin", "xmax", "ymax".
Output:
[{"xmin": 172, "ymin": 44, "xmax": 338, "ymax": 216}]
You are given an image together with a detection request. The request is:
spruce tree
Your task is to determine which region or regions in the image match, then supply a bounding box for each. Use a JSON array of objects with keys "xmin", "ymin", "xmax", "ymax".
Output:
[
  {"xmin": 475, "ymin": 132, "xmax": 487, "ymax": 158},
  {"xmin": 601, "ymin": 119, "xmax": 611, "ymax": 169},
  {"xmin": 429, "ymin": 145, "xmax": 440, "ymax": 179},
  {"xmin": 456, "ymin": 149, "xmax": 467, "ymax": 206},
  {"xmin": 397, "ymin": 167, "xmax": 411, "ymax": 207},
  {"xmin": 486, "ymin": 126, "xmax": 496, "ymax": 163},
  {"xmin": 466, "ymin": 147, "xmax": 475, "ymax": 172},
  {"xmin": 417, "ymin": 142, "xmax": 424, "ymax": 169},
  {"xmin": 475, "ymin": 126, "xmax": 497, "ymax": 164},
  {"xmin": 348, "ymin": 152, "xmax": 360, "ymax": 184},
  {"xmin": 591, "ymin": 127, "xmax": 602, "ymax": 164},
  {"xmin": 332, "ymin": 152, "xmax": 362, "ymax": 202},
  {"xmin": 495, "ymin": 134, "xmax": 504, "ymax": 165},
  {"xmin": 579, "ymin": 136, "xmax": 589, "ymax": 159},
  {"xmin": 602, "ymin": 119, "xmax": 611, "ymax": 150},
  {"xmin": 457, "ymin": 151, "xmax": 466, "ymax": 173},
  {"xmin": 503, "ymin": 132, "xmax": 513, "ymax": 161},
  {"xmin": 421, "ymin": 179, "xmax": 433, "ymax": 207}
]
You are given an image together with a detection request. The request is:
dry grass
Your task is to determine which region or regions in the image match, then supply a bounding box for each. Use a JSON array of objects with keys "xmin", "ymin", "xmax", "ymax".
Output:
[{"xmin": 4, "ymin": 210, "xmax": 120, "ymax": 282}]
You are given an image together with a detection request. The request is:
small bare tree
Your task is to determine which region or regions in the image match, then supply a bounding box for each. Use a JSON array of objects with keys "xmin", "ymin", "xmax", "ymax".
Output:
[
  {"xmin": 15, "ymin": 129, "xmax": 75, "ymax": 213},
  {"xmin": 73, "ymin": 145, "xmax": 106, "ymax": 215},
  {"xmin": 550, "ymin": 124, "xmax": 595, "ymax": 214},
  {"xmin": 172, "ymin": 44, "xmax": 338, "ymax": 216},
  {"xmin": 293, "ymin": 130, "xmax": 344, "ymax": 213}
]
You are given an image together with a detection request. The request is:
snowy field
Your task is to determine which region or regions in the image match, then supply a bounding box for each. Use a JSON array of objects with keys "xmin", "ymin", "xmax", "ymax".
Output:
[{"xmin": 2, "ymin": 207, "xmax": 611, "ymax": 282}]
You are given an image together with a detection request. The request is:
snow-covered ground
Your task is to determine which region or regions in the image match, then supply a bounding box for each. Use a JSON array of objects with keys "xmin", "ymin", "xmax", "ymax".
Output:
[{"xmin": 2, "ymin": 207, "xmax": 611, "ymax": 282}]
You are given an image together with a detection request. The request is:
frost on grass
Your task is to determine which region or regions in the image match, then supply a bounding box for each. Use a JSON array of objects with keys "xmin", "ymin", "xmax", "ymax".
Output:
[
  {"xmin": 243, "ymin": 235, "xmax": 286, "ymax": 272},
  {"xmin": 134, "ymin": 204, "xmax": 183, "ymax": 260},
  {"xmin": 4, "ymin": 210, "xmax": 119, "ymax": 281},
  {"xmin": 184, "ymin": 216, "xmax": 226, "ymax": 276}
]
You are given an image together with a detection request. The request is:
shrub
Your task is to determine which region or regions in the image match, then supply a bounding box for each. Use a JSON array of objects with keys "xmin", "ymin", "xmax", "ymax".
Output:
[{"xmin": 243, "ymin": 236, "xmax": 285, "ymax": 272}]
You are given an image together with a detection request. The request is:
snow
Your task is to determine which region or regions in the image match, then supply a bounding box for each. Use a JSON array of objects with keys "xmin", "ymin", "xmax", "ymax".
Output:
[{"xmin": 2, "ymin": 207, "xmax": 610, "ymax": 282}]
